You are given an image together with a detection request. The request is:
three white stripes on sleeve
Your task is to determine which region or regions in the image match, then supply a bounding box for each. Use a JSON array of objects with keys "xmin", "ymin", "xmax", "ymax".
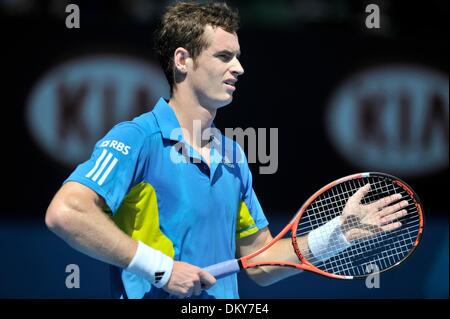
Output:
[{"xmin": 85, "ymin": 149, "xmax": 119, "ymax": 186}]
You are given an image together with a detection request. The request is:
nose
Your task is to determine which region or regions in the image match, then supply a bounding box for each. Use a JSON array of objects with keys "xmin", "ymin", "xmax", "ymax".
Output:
[{"xmin": 231, "ymin": 57, "xmax": 244, "ymax": 77}]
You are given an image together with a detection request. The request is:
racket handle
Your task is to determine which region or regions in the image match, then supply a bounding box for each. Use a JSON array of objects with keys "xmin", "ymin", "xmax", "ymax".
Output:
[{"xmin": 203, "ymin": 259, "xmax": 241, "ymax": 279}]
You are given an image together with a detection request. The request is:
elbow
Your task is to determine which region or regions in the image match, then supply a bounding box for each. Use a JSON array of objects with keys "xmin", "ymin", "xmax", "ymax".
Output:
[
  {"xmin": 45, "ymin": 202, "xmax": 67, "ymax": 235},
  {"xmin": 45, "ymin": 197, "xmax": 78, "ymax": 236}
]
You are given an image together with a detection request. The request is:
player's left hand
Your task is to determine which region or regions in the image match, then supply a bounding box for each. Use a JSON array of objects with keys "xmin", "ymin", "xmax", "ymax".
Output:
[{"xmin": 340, "ymin": 183, "xmax": 409, "ymax": 242}]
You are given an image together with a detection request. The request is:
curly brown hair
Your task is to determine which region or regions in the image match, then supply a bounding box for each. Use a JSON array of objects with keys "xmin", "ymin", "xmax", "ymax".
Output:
[{"xmin": 154, "ymin": 2, "xmax": 240, "ymax": 93}]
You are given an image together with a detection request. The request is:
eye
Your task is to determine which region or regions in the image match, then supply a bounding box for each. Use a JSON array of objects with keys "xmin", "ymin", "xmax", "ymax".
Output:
[{"xmin": 217, "ymin": 54, "xmax": 232, "ymax": 62}]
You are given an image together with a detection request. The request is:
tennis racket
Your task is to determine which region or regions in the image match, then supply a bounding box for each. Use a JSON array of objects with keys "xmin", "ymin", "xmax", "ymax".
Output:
[{"xmin": 204, "ymin": 172, "xmax": 424, "ymax": 280}]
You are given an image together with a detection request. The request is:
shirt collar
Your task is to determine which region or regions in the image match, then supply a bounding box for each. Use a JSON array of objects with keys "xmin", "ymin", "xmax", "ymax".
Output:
[
  {"xmin": 152, "ymin": 98, "xmax": 184, "ymax": 142},
  {"xmin": 152, "ymin": 97, "xmax": 227, "ymax": 163}
]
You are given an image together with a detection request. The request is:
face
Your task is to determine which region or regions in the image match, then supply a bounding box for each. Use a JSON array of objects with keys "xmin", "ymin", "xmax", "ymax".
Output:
[{"xmin": 185, "ymin": 25, "xmax": 244, "ymax": 110}]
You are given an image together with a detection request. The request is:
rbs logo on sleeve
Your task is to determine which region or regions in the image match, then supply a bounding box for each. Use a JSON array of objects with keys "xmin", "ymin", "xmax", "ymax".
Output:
[{"xmin": 100, "ymin": 140, "xmax": 131, "ymax": 155}]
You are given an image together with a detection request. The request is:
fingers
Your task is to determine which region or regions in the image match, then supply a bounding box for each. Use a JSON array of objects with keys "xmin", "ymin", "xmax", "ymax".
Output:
[
  {"xmin": 349, "ymin": 183, "xmax": 371, "ymax": 204},
  {"xmin": 192, "ymin": 277, "xmax": 202, "ymax": 296},
  {"xmin": 185, "ymin": 270, "xmax": 216, "ymax": 297},
  {"xmin": 172, "ymin": 276, "xmax": 199, "ymax": 299},
  {"xmin": 199, "ymin": 270, "xmax": 217, "ymax": 290},
  {"xmin": 369, "ymin": 193, "xmax": 403, "ymax": 211},
  {"xmin": 180, "ymin": 286, "xmax": 195, "ymax": 299},
  {"xmin": 380, "ymin": 209, "xmax": 408, "ymax": 225},
  {"xmin": 342, "ymin": 190, "xmax": 408, "ymax": 241},
  {"xmin": 381, "ymin": 221, "xmax": 402, "ymax": 232},
  {"xmin": 163, "ymin": 262, "xmax": 217, "ymax": 299},
  {"xmin": 378, "ymin": 200, "xmax": 409, "ymax": 218}
]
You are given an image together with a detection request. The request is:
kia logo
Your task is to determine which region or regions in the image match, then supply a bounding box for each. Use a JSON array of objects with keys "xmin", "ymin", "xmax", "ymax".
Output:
[
  {"xmin": 326, "ymin": 65, "xmax": 448, "ymax": 177},
  {"xmin": 26, "ymin": 55, "xmax": 169, "ymax": 166}
]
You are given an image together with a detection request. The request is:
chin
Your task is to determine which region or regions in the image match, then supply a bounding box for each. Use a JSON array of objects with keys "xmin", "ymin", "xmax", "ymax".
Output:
[
  {"xmin": 202, "ymin": 92, "xmax": 234, "ymax": 110},
  {"xmin": 206, "ymin": 98, "xmax": 232, "ymax": 111},
  {"xmin": 218, "ymin": 94, "xmax": 234, "ymax": 108},
  {"xmin": 218, "ymin": 99, "xmax": 233, "ymax": 109}
]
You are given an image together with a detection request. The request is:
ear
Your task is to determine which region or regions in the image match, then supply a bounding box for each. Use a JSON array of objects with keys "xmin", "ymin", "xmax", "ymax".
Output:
[{"xmin": 173, "ymin": 47, "xmax": 190, "ymax": 74}]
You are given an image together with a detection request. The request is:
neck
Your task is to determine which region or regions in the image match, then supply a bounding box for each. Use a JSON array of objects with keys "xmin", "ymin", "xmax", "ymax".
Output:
[{"xmin": 168, "ymin": 88, "xmax": 216, "ymax": 149}]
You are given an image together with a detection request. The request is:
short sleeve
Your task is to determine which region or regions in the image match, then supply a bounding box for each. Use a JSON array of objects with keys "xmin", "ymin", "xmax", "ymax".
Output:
[
  {"xmin": 64, "ymin": 122, "xmax": 147, "ymax": 213},
  {"xmin": 236, "ymin": 146, "xmax": 269, "ymax": 239}
]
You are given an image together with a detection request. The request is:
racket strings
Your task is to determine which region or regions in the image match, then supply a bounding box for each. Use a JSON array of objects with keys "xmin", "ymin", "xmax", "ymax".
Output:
[
  {"xmin": 321, "ymin": 178, "xmax": 416, "ymax": 270},
  {"xmin": 320, "ymin": 182, "xmax": 417, "ymax": 275},
  {"xmin": 297, "ymin": 180, "xmax": 401, "ymax": 230},
  {"xmin": 298, "ymin": 178, "xmax": 415, "ymax": 231},
  {"xmin": 296, "ymin": 176, "xmax": 421, "ymax": 277},
  {"xmin": 325, "ymin": 225, "xmax": 419, "ymax": 276}
]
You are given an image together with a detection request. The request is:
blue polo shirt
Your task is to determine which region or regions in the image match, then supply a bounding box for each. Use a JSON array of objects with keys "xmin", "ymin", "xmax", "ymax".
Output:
[{"xmin": 65, "ymin": 98, "xmax": 268, "ymax": 299}]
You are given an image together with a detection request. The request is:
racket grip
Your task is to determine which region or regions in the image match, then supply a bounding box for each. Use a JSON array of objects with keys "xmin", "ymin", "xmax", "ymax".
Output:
[{"xmin": 203, "ymin": 259, "xmax": 241, "ymax": 279}]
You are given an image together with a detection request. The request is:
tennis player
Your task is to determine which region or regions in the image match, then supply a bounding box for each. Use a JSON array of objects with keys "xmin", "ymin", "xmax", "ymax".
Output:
[{"xmin": 45, "ymin": 2, "xmax": 408, "ymax": 299}]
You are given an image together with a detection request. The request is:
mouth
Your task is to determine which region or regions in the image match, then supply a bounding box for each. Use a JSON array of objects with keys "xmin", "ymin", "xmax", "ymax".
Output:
[{"xmin": 223, "ymin": 79, "xmax": 237, "ymax": 91}]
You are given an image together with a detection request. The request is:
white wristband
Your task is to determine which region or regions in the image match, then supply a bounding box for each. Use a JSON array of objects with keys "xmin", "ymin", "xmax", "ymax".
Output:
[
  {"xmin": 307, "ymin": 216, "xmax": 351, "ymax": 262},
  {"xmin": 126, "ymin": 241, "xmax": 174, "ymax": 288}
]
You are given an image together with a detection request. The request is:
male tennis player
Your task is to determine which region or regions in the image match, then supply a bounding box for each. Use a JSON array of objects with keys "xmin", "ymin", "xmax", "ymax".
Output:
[{"xmin": 46, "ymin": 2, "xmax": 408, "ymax": 299}]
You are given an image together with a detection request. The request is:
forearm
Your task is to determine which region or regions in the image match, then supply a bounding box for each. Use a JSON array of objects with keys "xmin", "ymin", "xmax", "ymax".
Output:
[
  {"xmin": 246, "ymin": 216, "xmax": 352, "ymax": 286},
  {"xmin": 46, "ymin": 184, "xmax": 137, "ymax": 268},
  {"xmin": 55, "ymin": 207, "xmax": 136, "ymax": 268},
  {"xmin": 245, "ymin": 236, "xmax": 310, "ymax": 286}
]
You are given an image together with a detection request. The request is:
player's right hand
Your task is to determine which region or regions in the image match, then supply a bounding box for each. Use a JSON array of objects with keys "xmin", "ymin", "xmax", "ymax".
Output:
[{"xmin": 162, "ymin": 261, "xmax": 216, "ymax": 298}]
